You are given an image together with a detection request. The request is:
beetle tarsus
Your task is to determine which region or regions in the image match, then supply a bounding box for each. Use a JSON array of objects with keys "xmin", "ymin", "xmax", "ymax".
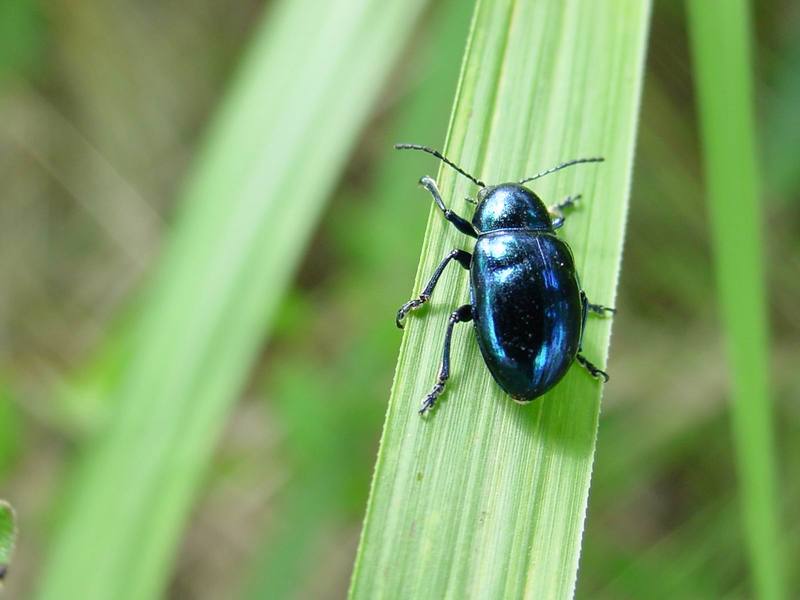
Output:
[
  {"xmin": 419, "ymin": 381, "xmax": 445, "ymax": 414},
  {"xmin": 576, "ymin": 353, "xmax": 609, "ymax": 382}
]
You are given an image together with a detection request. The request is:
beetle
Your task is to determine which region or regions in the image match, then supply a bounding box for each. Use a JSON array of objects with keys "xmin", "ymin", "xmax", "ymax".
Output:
[{"xmin": 395, "ymin": 143, "xmax": 615, "ymax": 414}]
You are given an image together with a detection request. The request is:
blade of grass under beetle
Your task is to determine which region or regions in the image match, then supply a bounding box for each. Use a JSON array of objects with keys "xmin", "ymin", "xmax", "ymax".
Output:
[
  {"xmin": 350, "ymin": 1, "xmax": 651, "ymax": 598},
  {"xmin": 687, "ymin": 2, "xmax": 785, "ymax": 599},
  {"xmin": 36, "ymin": 0, "xmax": 429, "ymax": 598}
]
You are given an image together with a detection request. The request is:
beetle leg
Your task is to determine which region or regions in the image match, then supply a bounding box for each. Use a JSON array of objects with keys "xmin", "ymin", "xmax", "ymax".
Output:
[
  {"xmin": 576, "ymin": 291, "xmax": 611, "ymax": 382},
  {"xmin": 419, "ymin": 176, "xmax": 478, "ymax": 238},
  {"xmin": 580, "ymin": 290, "xmax": 616, "ymax": 316},
  {"xmin": 576, "ymin": 353, "xmax": 609, "ymax": 383},
  {"xmin": 396, "ymin": 249, "xmax": 472, "ymax": 328},
  {"xmin": 587, "ymin": 301, "xmax": 616, "ymax": 315},
  {"xmin": 420, "ymin": 304, "xmax": 473, "ymax": 415},
  {"xmin": 550, "ymin": 194, "xmax": 581, "ymax": 229}
]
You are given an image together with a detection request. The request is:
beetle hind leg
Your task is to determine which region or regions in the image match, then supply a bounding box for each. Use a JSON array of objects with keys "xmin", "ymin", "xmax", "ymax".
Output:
[
  {"xmin": 576, "ymin": 353, "xmax": 609, "ymax": 383},
  {"xmin": 420, "ymin": 304, "xmax": 473, "ymax": 415}
]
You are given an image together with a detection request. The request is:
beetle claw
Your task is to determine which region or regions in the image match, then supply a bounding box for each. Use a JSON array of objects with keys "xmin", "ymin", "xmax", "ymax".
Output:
[
  {"xmin": 419, "ymin": 381, "xmax": 445, "ymax": 414},
  {"xmin": 576, "ymin": 353, "xmax": 609, "ymax": 383},
  {"xmin": 396, "ymin": 297, "xmax": 427, "ymax": 329},
  {"xmin": 419, "ymin": 397, "xmax": 435, "ymax": 415}
]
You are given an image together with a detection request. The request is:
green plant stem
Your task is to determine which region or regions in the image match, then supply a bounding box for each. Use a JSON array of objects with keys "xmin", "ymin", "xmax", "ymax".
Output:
[
  {"xmin": 242, "ymin": 0, "xmax": 473, "ymax": 594},
  {"xmin": 686, "ymin": 2, "xmax": 784, "ymax": 598},
  {"xmin": 350, "ymin": 1, "xmax": 651, "ymax": 597}
]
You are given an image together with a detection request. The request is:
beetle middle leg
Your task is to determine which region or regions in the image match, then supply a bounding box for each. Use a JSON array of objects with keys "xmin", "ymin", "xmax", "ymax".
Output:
[
  {"xmin": 550, "ymin": 194, "xmax": 581, "ymax": 229},
  {"xmin": 581, "ymin": 290, "xmax": 617, "ymax": 318},
  {"xmin": 396, "ymin": 249, "xmax": 472, "ymax": 328},
  {"xmin": 420, "ymin": 304, "xmax": 473, "ymax": 414},
  {"xmin": 580, "ymin": 290, "xmax": 616, "ymax": 316}
]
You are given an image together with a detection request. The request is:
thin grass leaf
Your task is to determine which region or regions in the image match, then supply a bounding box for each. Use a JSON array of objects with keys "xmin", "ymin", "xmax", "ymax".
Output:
[
  {"xmin": 350, "ymin": 1, "xmax": 651, "ymax": 598},
  {"xmin": 36, "ymin": 0, "xmax": 429, "ymax": 598},
  {"xmin": 0, "ymin": 501, "xmax": 15, "ymax": 586},
  {"xmin": 686, "ymin": 2, "xmax": 785, "ymax": 599},
  {"xmin": 0, "ymin": 383, "xmax": 21, "ymax": 478}
]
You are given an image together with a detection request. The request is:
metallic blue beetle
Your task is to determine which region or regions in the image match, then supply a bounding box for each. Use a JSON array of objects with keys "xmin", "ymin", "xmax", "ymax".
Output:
[{"xmin": 395, "ymin": 144, "xmax": 615, "ymax": 414}]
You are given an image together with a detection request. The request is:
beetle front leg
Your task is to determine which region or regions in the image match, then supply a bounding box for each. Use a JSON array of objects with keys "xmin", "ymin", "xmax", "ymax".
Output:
[
  {"xmin": 419, "ymin": 176, "xmax": 478, "ymax": 238},
  {"xmin": 396, "ymin": 249, "xmax": 472, "ymax": 328},
  {"xmin": 420, "ymin": 304, "xmax": 473, "ymax": 414},
  {"xmin": 550, "ymin": 194, "xmax": 581, "ymax": 229}
]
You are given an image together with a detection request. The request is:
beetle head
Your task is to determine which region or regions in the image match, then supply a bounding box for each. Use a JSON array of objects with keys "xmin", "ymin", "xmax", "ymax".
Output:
[{"xmin": 472, "ymin": 184, "xmax": 553, "ymax": 233}]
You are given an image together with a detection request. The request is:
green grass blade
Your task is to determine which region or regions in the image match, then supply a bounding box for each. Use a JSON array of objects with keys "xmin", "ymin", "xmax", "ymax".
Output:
[
  {"xmin": 36, "ymin": 0, "xmax": 428, "ymax": 598},
  {"xmin": 350, "ymin": 1, "xmax": 651, "ymax": 598},
  {"xmin": 686, "ymin": 2, "xmax": 785, "ymax": 598},
  {"xmin": 0, "ymin": 501, "xmax": 16, "ymax": 586}
]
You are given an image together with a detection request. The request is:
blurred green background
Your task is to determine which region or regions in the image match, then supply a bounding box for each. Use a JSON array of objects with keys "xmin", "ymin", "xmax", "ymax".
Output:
[{"xmin": 0, "ymin": 0, "xmax": 797, "ymax": 598}]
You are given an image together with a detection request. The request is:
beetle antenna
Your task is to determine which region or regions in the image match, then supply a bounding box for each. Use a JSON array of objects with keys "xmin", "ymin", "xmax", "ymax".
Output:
[
  {"xmin": 518, "ymin": 157, "xmax": 604, "ymax": 185},
  {"xmin": 395, "ymin": 143, "xmax": 486, "ymax": 187}
]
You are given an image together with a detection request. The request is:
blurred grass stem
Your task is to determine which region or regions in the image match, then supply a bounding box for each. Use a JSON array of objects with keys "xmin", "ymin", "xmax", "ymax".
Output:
[{"xmin": 687, "ymin": 1, "xmax": 785, "ymax": 598}]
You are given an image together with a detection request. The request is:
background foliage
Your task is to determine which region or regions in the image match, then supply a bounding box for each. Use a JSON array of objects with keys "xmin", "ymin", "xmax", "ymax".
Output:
[{"xmin": 0, "ymin": 0, "xmax": 797, "ymax": 598}]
